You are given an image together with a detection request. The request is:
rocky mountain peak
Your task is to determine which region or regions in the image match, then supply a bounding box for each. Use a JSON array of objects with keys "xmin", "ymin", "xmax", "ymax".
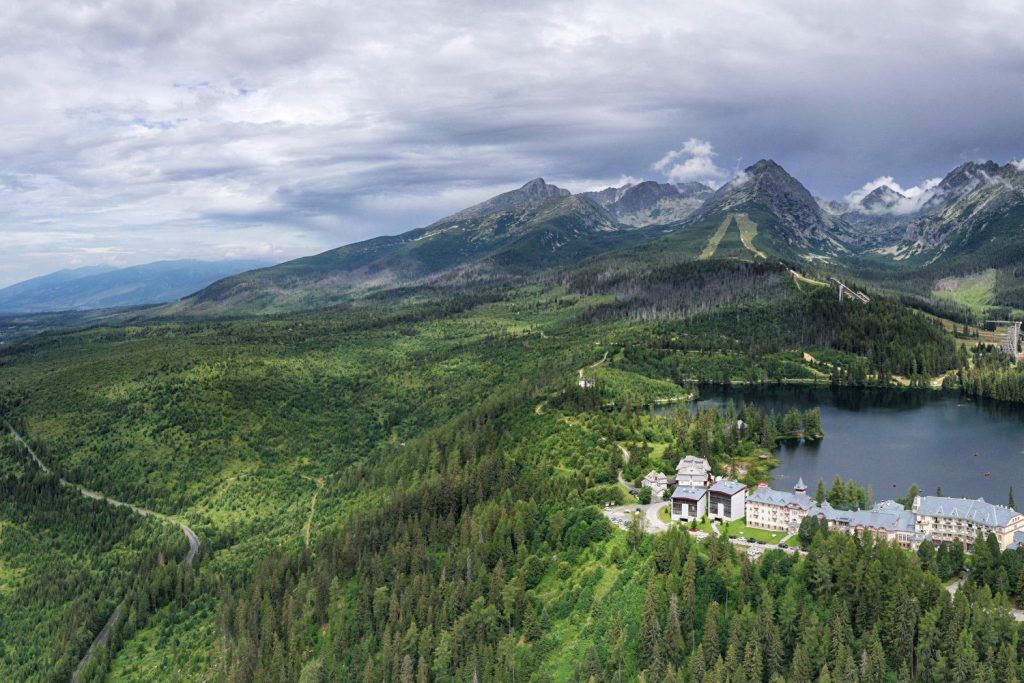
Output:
[
  {"xmin": 429, "ymin": 177, "xmax": 570, "ymax": 226},
  {"xmin": 519, "ymin": 177, "xmax": 571, "ymax": 198},
  {"xmin": 861, "ymin": 185, "xmax": 906, "ymax": 211}
]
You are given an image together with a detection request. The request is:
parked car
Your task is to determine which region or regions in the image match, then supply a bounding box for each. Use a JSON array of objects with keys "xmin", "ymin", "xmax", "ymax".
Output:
[{"xmin": 778, "ymin": 542, "xmax": 788, "ymax": 549}]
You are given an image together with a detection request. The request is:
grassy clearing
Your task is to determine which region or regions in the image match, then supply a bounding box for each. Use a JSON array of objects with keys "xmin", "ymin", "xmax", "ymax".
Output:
[
  {"xmin": 734, "ymin": 213, "xmax": 767, "ymax": 259},
  {"xmin": 724, "ymin": 519, "xmax": 788, "ymax": 543},
  {"xmin": 700, "ymin": 215, "xmax": 734, "ymax": 260},
  {"xmin": 933, "ymin": 269, "xmax": 996, "ymax": 312},
  {"xmin": 589, "ymin": 366, "xmax": 691, "ymax": 405},
  {"xmin": 677, "ymin": 517, "xmax": 787, "ymax": 543}
]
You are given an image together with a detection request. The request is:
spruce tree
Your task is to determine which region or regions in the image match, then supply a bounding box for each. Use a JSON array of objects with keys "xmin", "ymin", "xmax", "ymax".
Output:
[
  {"xmin": 664, "ymin": 595, "xmax": 683, "ymax": 665},
  {"xmin": 702, "ymin": 602, "xmax": 721, "ymax": 671},
  {"xmin": 689, "ymin": 644, "xmax": 706, "ymax": 683},
  {"xmin": 639, "ymin": 577, "xmax": 662, "ymax": 666}
]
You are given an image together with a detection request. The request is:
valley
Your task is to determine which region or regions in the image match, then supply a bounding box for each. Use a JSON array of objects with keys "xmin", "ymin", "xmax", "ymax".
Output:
[{"xmin": 1, "ymin": 161, "xmax": 1024, "ymax": 682}]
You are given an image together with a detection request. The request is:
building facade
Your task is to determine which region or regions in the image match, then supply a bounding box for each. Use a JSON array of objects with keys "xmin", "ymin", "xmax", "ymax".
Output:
[
  {"xmin": 745, "ymin": 485, "xmax": 1024, "ymax": 552},
  {"xmin": 671, "ymin": 486, "xmax": 707, "ymax": 522},
  {"xmin": 912, "ymin": 496, "xmax": 1024, "ymax": 550},
  {"xmin": 708, "ymin": 480, "xmax": 747, "ymax": 522},
  {"xmin": 641, "ymin": 471, "xmax": 671, "ymax": 499},
  {"xmin": 746, "ymin": 480, "xmax": 815, "ymax": 533}
]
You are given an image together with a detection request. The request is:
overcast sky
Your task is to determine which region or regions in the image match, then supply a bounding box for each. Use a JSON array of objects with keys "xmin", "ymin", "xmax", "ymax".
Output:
[{"xmin": 1, "ymin": 0, "xmax": 1023, "ymax": 286}]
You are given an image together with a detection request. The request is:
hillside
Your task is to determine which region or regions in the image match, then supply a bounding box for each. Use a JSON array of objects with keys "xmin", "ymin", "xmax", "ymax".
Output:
[
  {"xmin": 830, "ymin": 161, "xmax": 1024, "ymax": 309},
  {"xmin": 3, "ymin": 254, "xmax": 1016, "ymax": 681},
  {"xmin": 174, "ymin": 181, "xmax": 678, "ymax": 315},
  {"xmin": 0, "ymin": 259, "xmax": 274, "ymax": 314}
]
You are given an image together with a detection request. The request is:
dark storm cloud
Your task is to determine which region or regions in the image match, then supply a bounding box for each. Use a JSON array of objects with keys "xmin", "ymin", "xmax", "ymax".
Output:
[{"xmin": 0, "ymin": 0, "xmax": 1022, "ymax": 285}]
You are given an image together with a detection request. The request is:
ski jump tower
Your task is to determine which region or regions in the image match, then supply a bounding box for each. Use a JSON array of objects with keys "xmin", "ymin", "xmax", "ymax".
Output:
[{"xmin": 987, "ymin": 320, "xmax": 1022, "ymax": 361}]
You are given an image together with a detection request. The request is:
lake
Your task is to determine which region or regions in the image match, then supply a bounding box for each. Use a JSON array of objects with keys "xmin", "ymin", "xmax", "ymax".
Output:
[{"xmin": 686, "ymin": 385, "xmax": 1024, "ymax": 504}]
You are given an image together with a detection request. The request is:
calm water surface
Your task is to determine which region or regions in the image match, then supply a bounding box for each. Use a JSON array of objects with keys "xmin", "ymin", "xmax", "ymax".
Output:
[{"xmin": 685, "ymin": 386, "xmax": 1024, "ymax": 504}]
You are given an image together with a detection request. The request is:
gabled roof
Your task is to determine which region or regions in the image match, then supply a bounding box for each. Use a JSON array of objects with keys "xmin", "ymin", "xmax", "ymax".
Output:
[{"xmin": 709, "ymin": 479, "xmax": 747, "ymax": 496}]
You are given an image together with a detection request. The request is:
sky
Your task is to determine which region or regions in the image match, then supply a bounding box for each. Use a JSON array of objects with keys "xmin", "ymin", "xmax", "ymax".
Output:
[{"xmin": 1, "ymin": 0, "xmax": 1023, "ymax": 287}]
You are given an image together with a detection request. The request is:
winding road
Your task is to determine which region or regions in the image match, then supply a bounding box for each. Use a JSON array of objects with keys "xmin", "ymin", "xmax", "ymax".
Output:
[{"xmin": 3, "ymin": 423, "xmax": 200, "ymax": 680}]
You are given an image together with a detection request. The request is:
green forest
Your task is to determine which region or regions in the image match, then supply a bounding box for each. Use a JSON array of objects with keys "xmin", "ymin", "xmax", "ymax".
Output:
[{"xmin": 1, "ymin": 260, "xmax": 1023, "ymax": 682}]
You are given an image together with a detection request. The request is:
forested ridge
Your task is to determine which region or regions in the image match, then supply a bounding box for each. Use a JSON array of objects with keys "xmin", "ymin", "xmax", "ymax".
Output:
[{"xmin": 1, "ymin": 258, "xmax": 1023, "ymax": 681}]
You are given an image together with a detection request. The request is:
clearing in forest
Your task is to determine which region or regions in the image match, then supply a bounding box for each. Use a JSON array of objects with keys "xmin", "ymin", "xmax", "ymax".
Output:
[
  {"xmin": 700, "ymin": 215, "xmax": 735, "ymax": 259},
  {"xmin": 734, "ymin": 213, "xmax": 766, "ymax": 259},
  {"xmin": 932, "ymin": 269, "xmax": 996, "ymax": 313},
  {"xmin": 701, "ymin": 213, "xmax": 766, "ymax": 260}
]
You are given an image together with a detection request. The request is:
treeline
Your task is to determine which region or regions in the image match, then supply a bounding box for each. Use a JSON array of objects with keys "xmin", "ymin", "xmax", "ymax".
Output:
[
  {"xmin": 944, "ymin": 346, "xmax": 1024, "ymax": 403},
  {"xmin": 599, "ymin": 286, "xmax": 963, "ymax": 387},
  {"xmin": 566, "ymin": 260, "xmax": 793, "ymax": 323},
  {"xmin": 802, "ymin": 291, "xmax": 963, "ymax": 379}
]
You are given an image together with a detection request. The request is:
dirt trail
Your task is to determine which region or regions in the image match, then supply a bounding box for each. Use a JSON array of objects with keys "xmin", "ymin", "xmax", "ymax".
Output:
[
  {"xmin": 578, "ymin": 351, "xmax": 609, "ymax": 382},
  {"xmin": 3, "ymin": 423, "xmax": 200, "ymax": 681},
  {"xmin": 301, "ymin": 475, "xmax": 325, "ymax": 548}
]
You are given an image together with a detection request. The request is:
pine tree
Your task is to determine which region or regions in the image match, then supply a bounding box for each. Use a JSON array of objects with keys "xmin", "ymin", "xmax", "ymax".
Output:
[
  {"xmin": 689, "ymin": 644, "xmax": 706, "ymax": 683},
  {"xmin": 783, "ymin": 408, "xmax": 803, "ymax": 436},
  {"xmin": 861, "ymin": 630, "xmax": 886, "ymax": 683},
  {"xmin": 742, "ymin": 639, "xmax": 763, "ymax": 683},
  {"xmin": 803, "ymin": 408, "xmax": 823, "ymax": 439},
  {"xmin": 639, "ymin": 576, "xmax": 662, "ymax": 666},
  {"xmin": 995, "ymin": 642, "xmax": 1019, "ymax": 683},
  {"xmin": 815, "ymin": 479, "xmax": 827, "ymax": 505},
  {"xmin": 791, "ymin": 643, "xmax": 814, "ymax": 683},
  {"xmin": 400, "ymin": 654, "xmax": 415, "ymax": 683},
  {"xmin": 680, "ymin": 555, "xmax": 697, "ymax": 640},
  {"xmin": 827, "ymin": 475, "xmax": 845, "ymax": 507},
  {"xmin": 950, "ymin": 629, "xmax": 978, "ymax": 683},
  {"xmin": 664, "ymin": 595, "xmax": 684, "ymax": 665},
  {"xmin": 703, "ymin": 602, "xmax": 721, "ymax": 671},
  {"xmin": 1010, "ymin": 486, "xmax": 1016, "ymax": 510}
]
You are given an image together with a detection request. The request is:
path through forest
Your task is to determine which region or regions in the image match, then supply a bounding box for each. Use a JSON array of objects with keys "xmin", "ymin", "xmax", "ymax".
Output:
[{"xmin": 3, "ymin": 423, "xmax": 200, "ymax": 681}]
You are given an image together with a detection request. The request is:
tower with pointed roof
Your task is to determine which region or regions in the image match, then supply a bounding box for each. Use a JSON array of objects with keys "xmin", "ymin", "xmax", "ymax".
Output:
[{"xmin": 794, "ymin": 477, "xmax": 807, "ymax": 494}]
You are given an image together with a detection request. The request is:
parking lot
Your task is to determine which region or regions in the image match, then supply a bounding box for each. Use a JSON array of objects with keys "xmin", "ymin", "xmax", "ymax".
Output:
[{"xmin": 603, "ymin": 503, "xmax": 805, "ymax": 556}]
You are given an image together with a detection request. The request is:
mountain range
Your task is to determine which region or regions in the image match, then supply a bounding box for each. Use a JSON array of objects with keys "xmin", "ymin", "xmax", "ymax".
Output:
[
  {"xmin": 0, "ymin": 259, "xmax": 275, "ymax": 314},
  {"xmin": 129, "ymin": 158, "xmax": 1024, "ymax": 317}
]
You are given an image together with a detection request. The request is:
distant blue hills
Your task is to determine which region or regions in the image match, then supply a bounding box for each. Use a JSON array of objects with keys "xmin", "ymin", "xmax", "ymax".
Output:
[{"xmin": 0, "ymin": 259, "xmax": 276, "ymax": 313}]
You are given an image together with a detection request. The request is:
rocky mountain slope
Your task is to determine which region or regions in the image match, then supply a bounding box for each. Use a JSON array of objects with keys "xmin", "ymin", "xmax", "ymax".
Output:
[
  {"xmin": 581, "ymin": 180, "xmax": 712, "ymax": 226},
  {"xmin": 165, "ymin": 157, "xmax": 1024, "ymax": 316},
  {"xmin": 176, "ymin": 180, "xmax": 673, "ymax": 314}
]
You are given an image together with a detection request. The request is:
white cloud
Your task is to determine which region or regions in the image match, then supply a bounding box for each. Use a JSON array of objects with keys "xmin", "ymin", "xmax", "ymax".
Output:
[
  {"xmin": 653, "ymin": 138, "xmax": 729, "ymax": 184},
  {"xmin": 843, "ymin": 175, "xmax": 943, "ymax": 215},
  {"xmin": 0, "ymin": 1, "xmax": 1023, "ymax": 285},
  {"xmin": 1012, "ymin": 159, "xmax": 1024, "ymax": 171}
]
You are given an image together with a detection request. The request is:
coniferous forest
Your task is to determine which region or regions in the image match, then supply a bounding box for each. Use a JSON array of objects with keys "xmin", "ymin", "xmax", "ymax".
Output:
[{"xmin": 1, "ymin": 262, "xmax": 1023, "ymax": 682}]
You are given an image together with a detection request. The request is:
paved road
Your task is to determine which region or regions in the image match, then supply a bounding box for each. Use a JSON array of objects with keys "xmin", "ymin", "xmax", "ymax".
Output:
[
  {"xmin": 603, "ymin": 501, "xmax": 671, "ymax": 533},
  {"xmin": 3, "ymin": 423, "xmax": 200, "ymax": 680},
  {"xmin": 948, "ymin": 576, "xmax": 1024, "ymax": 622}
]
